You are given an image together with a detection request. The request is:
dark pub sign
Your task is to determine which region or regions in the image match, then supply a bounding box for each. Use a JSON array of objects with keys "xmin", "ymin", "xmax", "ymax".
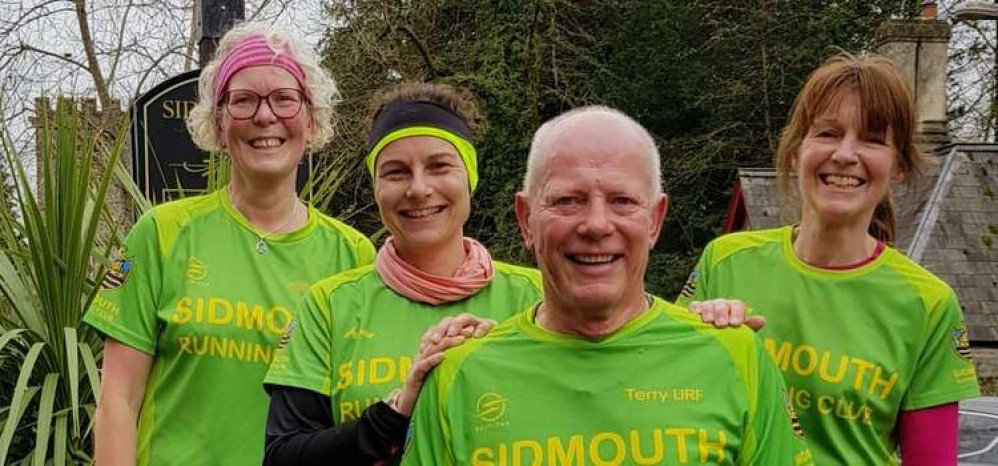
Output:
[{"xmin": 131, "ymin": 69, "xmax": 310, "ymax": 204}]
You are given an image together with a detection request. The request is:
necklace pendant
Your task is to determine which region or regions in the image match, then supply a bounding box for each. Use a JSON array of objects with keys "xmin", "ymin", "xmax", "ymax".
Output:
[{"xmin": 256, "ymin": 238, "xmax": 268, "ymax": 255}]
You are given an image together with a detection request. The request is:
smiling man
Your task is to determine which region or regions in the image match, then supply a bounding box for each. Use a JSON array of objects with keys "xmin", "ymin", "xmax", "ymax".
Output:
[{"xmin": 401, "ymin": 106, "xmax": 814, "ymax": 466}]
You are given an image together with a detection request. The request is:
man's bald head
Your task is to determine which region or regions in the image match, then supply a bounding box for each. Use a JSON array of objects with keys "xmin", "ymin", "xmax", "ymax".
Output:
[{"xmin": 522, "ymin": 106, "xmax": 662, "ymax": 199}]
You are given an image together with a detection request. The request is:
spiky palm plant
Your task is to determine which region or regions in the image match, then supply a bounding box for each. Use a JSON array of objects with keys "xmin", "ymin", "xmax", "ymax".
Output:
[{"xmin": 0, "ymin": 98, "xmax": 126, "ymax": 465}]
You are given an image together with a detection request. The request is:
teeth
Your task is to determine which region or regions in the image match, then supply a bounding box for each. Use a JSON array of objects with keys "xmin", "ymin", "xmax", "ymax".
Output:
[
  {"xmin": 403, "ymin": 206, "xmax": 444, "ymax": 218},
  {"xmin": 573, "ymin": 254, "xmax": 615, "ymax": 264},
  {"xmin": 823, "ymin": 175, "xmax": 861, "ymax": 187},
  {"xmin": 251, "ymin": 138, "xmax": 283, "ymax": 149}
]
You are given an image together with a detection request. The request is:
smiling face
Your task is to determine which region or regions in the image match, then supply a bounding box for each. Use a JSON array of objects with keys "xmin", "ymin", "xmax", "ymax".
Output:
[
  {"xmin": 217, "ymin": 66, "xmax": 312, "ymax": 182},
  {"xmin": 374, "ymin": 136, "xmax": 471, "ymax": 257},
  {"xmin": 795, "ymin": 90, "xmax": 899, "ymax": 229},
  {"xmin": 516, "ymin": 114, "xmax": 667, "ymax": 316}
]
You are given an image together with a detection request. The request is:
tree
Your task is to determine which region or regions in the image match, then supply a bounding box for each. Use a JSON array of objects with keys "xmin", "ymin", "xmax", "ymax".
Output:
[
  {"xmin": 0, "ymin": 0, "xmax": 325, "ymax": 150},
  {"xmin": 942, "ymin": 0, "xmax": 998, "ymax": 141},
  {"xmin": 320, "ymin": 0, "xmax": 920, "ymax": 296}
]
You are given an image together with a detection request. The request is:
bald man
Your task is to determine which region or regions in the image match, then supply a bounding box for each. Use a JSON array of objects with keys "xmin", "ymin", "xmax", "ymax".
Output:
[{"xmin": 401, "ymin": 106, "xmax": 813, "ymax": 466}]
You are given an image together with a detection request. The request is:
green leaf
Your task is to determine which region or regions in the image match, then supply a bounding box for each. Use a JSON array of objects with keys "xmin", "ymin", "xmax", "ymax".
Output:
[
  {"xmin": 52, "ymin": 413, "xmax": 67, "ymax": 466},
  {"xmin": 32, "ymin": 373, "xmax": 59, "ymax": 466},
  {"xmin": 78, "ymin": 342, "xmax": 101, "ymax": 401},
  {"xmin": 0, "ymin": 253, "xmax": 40, "ymax": 333},
  {"xmin": 115, "ymin": 161, "xmax": 151, "ymax": 214},
  {"xmin": 64, "ymin": 328, "xmax": 80, "ymax": 436},
  {"xmin": 0, "ymin": 329, "xmax": 25, "ymax": 355},
  {"xmin": 0, "ymin": 341, "xmax": 44, "ymax": 466}
]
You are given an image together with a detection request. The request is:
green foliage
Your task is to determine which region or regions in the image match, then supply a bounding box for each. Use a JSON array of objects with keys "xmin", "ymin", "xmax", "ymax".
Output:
[
  {"xmin": 320, "ymin": 0, "xmax": 919, "ymax": 297},
  {"xmin": 0, "ymin": 99, "xmax": 125, "ymax": 464}
]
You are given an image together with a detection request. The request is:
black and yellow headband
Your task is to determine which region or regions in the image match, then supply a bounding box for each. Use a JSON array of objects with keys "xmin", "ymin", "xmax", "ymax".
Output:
[{"xmin": 365, "ymin": 100, "xmax": 479, "ymax": 192}]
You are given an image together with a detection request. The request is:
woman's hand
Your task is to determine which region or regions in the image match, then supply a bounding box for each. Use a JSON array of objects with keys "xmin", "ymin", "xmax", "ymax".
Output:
[
  {"xmin": 393, "ymin": 314, "xmax": 497, "ymax": 417},
  {"xmin": 688, "ymin": 299, "xmax": 766, "ymax": 331},
  {"xmin": 418, "ymin": 313, "xmax": 496, "ymax": 354}
]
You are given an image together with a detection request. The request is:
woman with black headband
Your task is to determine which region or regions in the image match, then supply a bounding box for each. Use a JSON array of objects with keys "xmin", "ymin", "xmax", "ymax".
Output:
[{"xmin": 261, "ymin": 82, "xmax": 543, "ymax": 465}]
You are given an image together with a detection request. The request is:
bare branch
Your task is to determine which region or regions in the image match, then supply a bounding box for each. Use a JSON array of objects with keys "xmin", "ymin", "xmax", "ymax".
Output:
[
  {"xmin": 72, "ymin": 0, "xmax": 112, "ymax": 109},
  {"xmin": 249, "ymin": 0, "xmax": 274, "ymax": 20},
  {"xmin": 14, "ymin": 43, "xmax": 89, "ymax": 70},
  {"xmin": 107, "ymin": 0, "xmax": 137, "ymax": 84},
  {"xmin": 133, "ymin": 45, "xmax": 187, "ymax": 98}
]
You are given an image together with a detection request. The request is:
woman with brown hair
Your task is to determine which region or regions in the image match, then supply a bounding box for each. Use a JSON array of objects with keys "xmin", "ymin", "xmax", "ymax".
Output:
[
  {"xmin": 261, "ymin": 82, "xmax": 543, "ymax": 465},
  {"xmin": 679, "ymin": 52, "xmax": 979, "ymax": 464}
]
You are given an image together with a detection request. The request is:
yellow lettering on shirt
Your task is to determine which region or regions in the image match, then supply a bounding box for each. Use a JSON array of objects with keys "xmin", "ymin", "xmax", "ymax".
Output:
[
  {"xmin": 868, "ymin": 365, "xmax": 898, "ymax": 400},
  {"xmin": 548, "ymin": 435, "xmax": 585, "ymax": 466},
  {"xmin": 512, "ymin": 440, "xmax": 542, "ymax": 466},
  {"xmin": 90, "ymin": 295, "xmax": 121, "ymax": 322},
  {"xmin": 796, "ymin": 448, "xmax": 814, "ymax": 465},
  {"xmin": 236, "ymin": 302, "xmax": 265, "ymax": 330},
  {"xmin": 174, "ymin": 297, "xmax": 193, "ymax": 324},
  {"xmin": 763, "ymin": 338, "xmax": 900, "ymax": 400},
  {"xmin": 590, "ymin": 432, "xmax": 625, "ymax": 466},
  {"xmin": 337, "ymin": 396, "xmax": 381, "ymax": 423},
  {"xmin": 698, "ymin": 429, "xmax": 725, "ymax": 463},
  {"xmin": 787, "ymin": 386, "xmax": 873, "ymax": 425},
  {"xmin": 472, "ymin": 447, "xmax": 494, "ymax": 466},
  {"xmin": 624, "ymin": 387, "xmax": 702, "ymax": 403},
  {"xmin": 766, "ymin": 339, "xmax": 793, "ymax": 371},
  {"xmin": 472, "ymin": 428, "xmax": 728, "ymax": 465},
  {"xmin": 208, "ymin": 298, "xmax": 232, "ymax": 324},
  {"xmin": 336, "ymin": 356, "xmax": 413, "ymax": 390},
  {"xmin": 175, "ymin": 334, "xmax": 273, "ymax": 364},
  {"xmin": 629, "ymin": 429, "xmax": 663, "ymax": 465},
  {"xmin": 171, "ymin": 296, "xmax": 290, "ymax": 335}
]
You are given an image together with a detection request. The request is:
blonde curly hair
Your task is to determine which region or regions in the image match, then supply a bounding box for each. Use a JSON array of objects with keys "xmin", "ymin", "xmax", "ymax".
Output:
[{"xmin": 187, "ymin": 21, "xmax": 340, "ymax": 152}]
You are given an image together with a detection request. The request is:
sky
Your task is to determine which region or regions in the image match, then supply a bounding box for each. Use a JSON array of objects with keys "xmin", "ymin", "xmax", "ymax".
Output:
[
  {"xmin": 2, "ymin": 0, "xmax": 996, "ymax": 176},
  {"xmin": 0, "ymin": 0, "xmax": 327, "ymax": 180}
]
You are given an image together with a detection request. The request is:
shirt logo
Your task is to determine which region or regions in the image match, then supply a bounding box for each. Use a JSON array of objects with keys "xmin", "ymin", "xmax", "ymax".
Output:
[
  {"xmin": 476, "ymin": 393, "xmax": 507, "ymax": 423},
  {"xmin": 101, "ymin": 247, "xmax": 132, "ymax": 290},
  {"xmin": 783, "ymin": 389, "xmax": 805, "ymax": 438},
  {"xmin": 679, "ymin": 269, "xmax": 698, "ymax": 299},
  {"xmin": 278, "ymin": 319, "xmax": 297, "ymax": 350},
  {"xmin": 186, "ymin": 257, "xmax": 208, "ymax": 283},
  {"xmin": 952, "ymin": 325, "xmax": 972, "ymax": 361}
]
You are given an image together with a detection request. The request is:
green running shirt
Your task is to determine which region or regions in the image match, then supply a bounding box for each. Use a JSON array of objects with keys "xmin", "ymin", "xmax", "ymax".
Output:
[
  {"xmin": 84, "ymin": 189, "xmax": 374, "ymax": 466},
  {"xmin": 263, "ymin": 261, "xmax": 543, "ymax": 423},
  {"xmin": 677, "ymin": 225, "xmax": 980, "ymax": 465},
  {"xmin": 402, "ymin": 296, "xmax": 814, "ymax": 466}
]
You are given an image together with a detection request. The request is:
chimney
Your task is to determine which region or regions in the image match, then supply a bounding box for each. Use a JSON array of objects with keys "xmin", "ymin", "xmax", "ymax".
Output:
[
  {"xmin": 877, "ymin": 3, "xmax": 952, "ymax": 154},
  {"xmin": 921, "ymin": 1, "xmax": 938, "ymax": 20}
]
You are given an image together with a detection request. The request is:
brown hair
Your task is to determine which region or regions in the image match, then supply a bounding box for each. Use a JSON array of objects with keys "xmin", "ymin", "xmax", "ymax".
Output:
[
  {"xmin": 775, "ymin": 51, "xmax": 930, "ymax": 243},
  {"xmin": 367, "ymin": 82, "xmax": 481, "ymax": 136}
]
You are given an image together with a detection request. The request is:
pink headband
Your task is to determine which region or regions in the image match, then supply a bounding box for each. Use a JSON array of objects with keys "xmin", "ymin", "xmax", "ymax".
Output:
[{"xmin": 212, "ymin": 35, "xmax": 307, "ymax": 104}]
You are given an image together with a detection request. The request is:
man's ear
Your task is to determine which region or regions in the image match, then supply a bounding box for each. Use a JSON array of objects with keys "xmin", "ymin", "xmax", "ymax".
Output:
[
  {"xmin": 514, "ymin": 192, "xmax": 534, "ymax": 251},
  {"xmin": 648, "ymin": 193, "xmax": 668, "ymax": 246}
]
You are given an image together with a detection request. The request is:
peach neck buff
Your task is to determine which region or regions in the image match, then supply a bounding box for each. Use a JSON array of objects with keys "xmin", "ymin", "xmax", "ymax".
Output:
[{"xmin": 376, "ymin": 236, "xmax": 494, "ymax": 305}]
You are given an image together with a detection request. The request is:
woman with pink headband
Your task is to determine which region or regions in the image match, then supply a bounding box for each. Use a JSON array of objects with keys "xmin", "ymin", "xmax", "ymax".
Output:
[{"xmin": 85, "ymin": 22, "xmax": 374, "ymax": 466}]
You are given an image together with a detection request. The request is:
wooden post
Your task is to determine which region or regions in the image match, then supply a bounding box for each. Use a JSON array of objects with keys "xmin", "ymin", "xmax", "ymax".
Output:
[{"xmin": 197, "ymin": 0, "xmax": 246, "ymax": 67}]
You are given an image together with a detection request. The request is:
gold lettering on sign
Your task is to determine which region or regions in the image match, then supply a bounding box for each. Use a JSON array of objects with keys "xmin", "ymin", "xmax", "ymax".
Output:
[{"xmin": 161, "ymin": 100, "xmax": 196, "ymax": 120}]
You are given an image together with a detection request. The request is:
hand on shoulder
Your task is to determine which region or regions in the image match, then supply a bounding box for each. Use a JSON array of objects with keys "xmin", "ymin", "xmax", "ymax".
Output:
[{"xmin": 688, "ymin": 299, "xmax": 766, "ymax": 331}]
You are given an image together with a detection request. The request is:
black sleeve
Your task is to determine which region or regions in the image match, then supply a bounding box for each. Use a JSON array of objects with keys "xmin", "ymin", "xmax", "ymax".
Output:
[{"xmin": 263, "ymin": 385, "xmax": 410, "ymax": 466}]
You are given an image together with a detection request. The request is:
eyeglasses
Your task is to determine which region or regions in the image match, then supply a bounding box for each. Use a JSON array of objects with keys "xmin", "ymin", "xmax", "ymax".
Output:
[{"xmin": 221, "ymin": 88, "xmax": 307, "ymax": 120}]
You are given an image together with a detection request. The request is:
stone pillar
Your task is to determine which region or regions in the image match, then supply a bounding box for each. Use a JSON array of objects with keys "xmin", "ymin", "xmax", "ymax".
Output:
[{"xmin": 877, "ymin": 4, "xmax": 952, "ymax": 154}]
